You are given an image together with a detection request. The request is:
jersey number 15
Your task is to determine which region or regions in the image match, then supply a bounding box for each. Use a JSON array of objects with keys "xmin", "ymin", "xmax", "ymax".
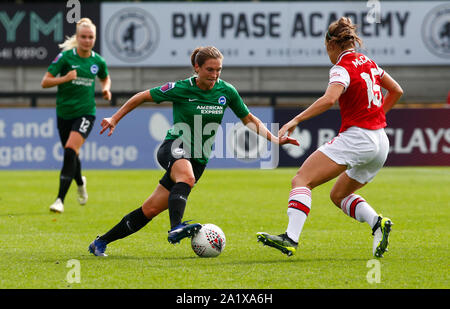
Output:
[{"xmin": 360, "ymin": 68, "xmax": 382, "ymax": 109}]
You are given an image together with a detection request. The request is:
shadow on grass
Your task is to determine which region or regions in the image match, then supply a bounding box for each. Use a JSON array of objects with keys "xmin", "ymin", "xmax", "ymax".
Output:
[{"xmin": 76, "ymin": 254, "xmax": 368, "ymax": 265}]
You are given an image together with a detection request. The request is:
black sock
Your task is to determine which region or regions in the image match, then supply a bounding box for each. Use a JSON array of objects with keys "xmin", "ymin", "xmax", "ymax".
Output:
[
  {"xmin": 57, "ymin": 147, "xmax": 77, "ymax": 202},
  {"xmin": 98, "ymin": 207, "xmax": 151, "ymax": 244},
  {"xmin": 168, "ymin": 182, "xmax": 192, "ymax": 229},
  {"xmin": 74, "ymin": 155, "xmax": 83, "ymax": 186}
]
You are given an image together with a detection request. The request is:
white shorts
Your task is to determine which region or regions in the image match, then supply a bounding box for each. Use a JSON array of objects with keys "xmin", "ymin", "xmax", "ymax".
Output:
[{"xmin": 318, "ymin": 126, "xmax": 389, "ymax": 184}]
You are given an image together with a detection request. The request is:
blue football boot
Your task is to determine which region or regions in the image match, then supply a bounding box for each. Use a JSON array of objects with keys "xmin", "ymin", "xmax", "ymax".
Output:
[
  {"xmin": 88, "ymin": 236, "xmax": 108, "ymax": 257},
  {"xmin": 168, "ymin": 221, "xmax": 202, "ymax": 244}
]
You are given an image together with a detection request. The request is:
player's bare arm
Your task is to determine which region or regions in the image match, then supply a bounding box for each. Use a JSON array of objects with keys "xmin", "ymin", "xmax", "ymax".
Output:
[
  {"xmin": 279, "ymin": 83, "xmax": 344, "ymax": 138},
  {"xmin": 380, "ymin": 72, "xmax": 403, "ymax": 114},
  {"xmin": 240, "ymin": 113, "xmax": 299, "ymax": 146},
  {"xmin": 41, "ymin": 70, "xmax": 77, "ymax": 88},
  {"xmin": 100, "ymin": 75, "xmax": 112, "ymax": 101},
  {"xmin": 100, "ymin": 90, "xmax": 153, "ymax": 136}
]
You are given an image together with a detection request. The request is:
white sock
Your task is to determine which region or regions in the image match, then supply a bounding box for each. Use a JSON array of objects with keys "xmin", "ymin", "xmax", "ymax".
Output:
[
  {"xmin": 340, "ymin": 194, "xmax": 378, "ymax": 228},
  {"xmin": 286, "ymin": 187, "xmax": 311, "ymax": 243}
]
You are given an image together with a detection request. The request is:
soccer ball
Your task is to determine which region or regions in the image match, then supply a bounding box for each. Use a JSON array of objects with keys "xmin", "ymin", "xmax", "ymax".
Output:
[{"xmin": 191, "ymin": 224, "xmax": 226, "ymax": 257}]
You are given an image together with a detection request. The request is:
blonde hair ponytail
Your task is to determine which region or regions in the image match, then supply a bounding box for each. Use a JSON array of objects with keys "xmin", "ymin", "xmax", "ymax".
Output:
[
  {"xmin": 58, "ymin": 17, "xmax": 96, "ymax": 51},
  {"xmin": 59, "ymin": 34, "xmax": 77, "ymax": 51}
]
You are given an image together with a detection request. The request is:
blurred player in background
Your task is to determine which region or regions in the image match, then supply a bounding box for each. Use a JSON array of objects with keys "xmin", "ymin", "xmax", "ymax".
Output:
[
  {"xmin": 41, "ymin": 18, "xmax": 111, "ymax": 213},
  {"xmin": 88, "ymin": 46, "xmax": 298, "ymax": 256},
  {"xmin": 257, "ymin": 17, "xmax": 403, "ymax": 258}
]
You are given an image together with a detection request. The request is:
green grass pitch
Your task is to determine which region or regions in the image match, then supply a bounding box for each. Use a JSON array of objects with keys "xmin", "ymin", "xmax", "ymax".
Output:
[{"xmin": 0, "ymin": 167, "xmax": 448, "ymax": 289}]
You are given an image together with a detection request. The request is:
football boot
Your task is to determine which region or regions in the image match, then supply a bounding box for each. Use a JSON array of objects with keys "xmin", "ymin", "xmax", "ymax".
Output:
[
  {"xmin": 256, "ymin": 232, "xmax": 298, "ymax": 256},
  {"xmin": 88, "ymin": 236, "xmax": 108, "ymax": 257},
  {"xmin": 372, "ymin": 215, "xmax": 393, "ymax": 258},
  {"xmin": 168, "ymin": 221, "xmax": 202, "ymax": 244}
]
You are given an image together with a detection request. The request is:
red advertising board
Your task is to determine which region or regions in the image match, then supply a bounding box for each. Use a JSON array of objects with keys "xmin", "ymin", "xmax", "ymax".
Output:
[
  {"xmin": 274, "ymin": 108, "xmax": 450, "ymax": 167},
  {"xmin": 384, "ymin": 109, "xmax": 450, "ymax": 166}
]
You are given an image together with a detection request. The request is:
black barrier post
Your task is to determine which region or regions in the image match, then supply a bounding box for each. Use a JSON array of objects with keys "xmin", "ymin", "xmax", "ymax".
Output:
[
  {"xmin": 31, "ymin": 95, "xmax": 37, "ymax": 108},
  {"xmin": 111, "ymin": 95, "xmax": 117, "ymax": 107},
  {"xmin": 270, "ymin": 96, "xmax": 277, "ymax": 106}
]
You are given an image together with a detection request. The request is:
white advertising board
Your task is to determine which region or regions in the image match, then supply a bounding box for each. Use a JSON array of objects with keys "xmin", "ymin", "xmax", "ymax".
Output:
[{"xmin": 100, "ymin": 1, "xmax": 450, "ymax": 66}]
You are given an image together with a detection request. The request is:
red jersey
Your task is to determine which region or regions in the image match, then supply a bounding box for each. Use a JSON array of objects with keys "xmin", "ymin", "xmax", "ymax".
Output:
[{"xmin": 329, "ymin": 49, "xmax": 386, "ymax": 133}]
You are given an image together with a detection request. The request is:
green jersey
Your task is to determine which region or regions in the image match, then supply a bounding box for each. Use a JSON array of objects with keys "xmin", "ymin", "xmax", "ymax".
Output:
[
  {"xmin": 47, "ymin": 48, "xmax": 108, "ymax": 119},
  {"xmin": 150, "ymin": 77, "xmax": 250, "ymax": 165}
]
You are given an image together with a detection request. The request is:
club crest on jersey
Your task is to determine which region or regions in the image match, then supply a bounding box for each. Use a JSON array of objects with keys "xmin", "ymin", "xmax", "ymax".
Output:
[
  {"xmin": 160, "ymin": 82, "xmax": 175, "ymax": 93},
  {"xmin": 218, "ymin": 96, "xmax": 226, "ymax": 105},
  {"xmin": 90, "ymin": 64, "xmax": 99, "ymax": 74}
]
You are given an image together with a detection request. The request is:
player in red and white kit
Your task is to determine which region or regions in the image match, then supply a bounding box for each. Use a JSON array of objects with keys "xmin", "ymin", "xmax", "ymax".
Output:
[{"xmin": 257, "ymin": 17, "xmax": 403, "ymax": 257}]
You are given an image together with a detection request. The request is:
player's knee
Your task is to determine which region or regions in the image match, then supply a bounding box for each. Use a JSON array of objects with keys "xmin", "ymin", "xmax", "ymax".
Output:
[
  {"xmin": 329, "ymin": 190, "xmax": 343, "ymax": 207},
  {"xmin": 291, "ymin": 173, "xmax": 313, "ymax": 189},
  {"xmin": 177, "ymin": 175, "xmax": 195, "ymax": 188},
  {"xmin": 171, "ymin": 161, "xmax": 195, "ymax": 187},
  {"xmin": 186, "ymin": 176, "xmax": 196, "ymax": 188}
]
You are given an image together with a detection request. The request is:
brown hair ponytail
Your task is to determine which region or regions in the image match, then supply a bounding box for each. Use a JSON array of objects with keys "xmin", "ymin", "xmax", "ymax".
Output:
[{"xmin": 326, "ymin": 17, "xmax": 363, "ymax": 50}]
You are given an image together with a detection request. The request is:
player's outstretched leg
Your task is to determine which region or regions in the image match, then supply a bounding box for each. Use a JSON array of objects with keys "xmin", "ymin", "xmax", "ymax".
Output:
[
  {"xmin": 372, "ymin": 215, "xmax": 393, "ymax": 258},
  {"xmin": 168, "ymin": 220, "xmax": 202, "ymax": 244},
  {"xmin": 256, "ymin": 232, "xmax": 298, "ymax": 256},
  {"xmin": 88, "ymin": 207, "xmax": 151, "ymax": 257}
]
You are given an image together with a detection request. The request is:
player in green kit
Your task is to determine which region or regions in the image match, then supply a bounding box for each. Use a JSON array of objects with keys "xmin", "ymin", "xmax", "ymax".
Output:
[
  {"xmin": 89, "ymin": 46, "xmax": 299, "ymax": 256},
  {"xmin": 41, "ymin": 18, "xmax": 111, "ymax": 213}
]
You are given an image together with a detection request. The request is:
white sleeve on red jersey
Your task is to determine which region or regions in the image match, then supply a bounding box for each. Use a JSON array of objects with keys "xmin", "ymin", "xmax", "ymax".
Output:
[
  {"xmin": 375, "ymin": 63, "xmax": 385, "ymax": 78},
  {"xmin": 329, "ymin": 65, "xmax": 350, "ymax": 90}
]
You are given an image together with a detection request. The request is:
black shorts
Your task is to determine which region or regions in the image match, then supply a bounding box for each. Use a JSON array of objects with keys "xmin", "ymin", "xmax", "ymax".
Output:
[
  {"xmin": 57, "ymin": 115, "xmax": 96, "ymax": 145},
  {"xmin": 157, "ymin": 139, "xmax": 206, "ymax": 191}
]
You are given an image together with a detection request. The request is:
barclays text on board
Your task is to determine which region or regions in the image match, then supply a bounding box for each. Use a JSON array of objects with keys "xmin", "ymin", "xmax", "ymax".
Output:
[{"xmin": 100, "ymin": 1, "xmax": 450, "ymax": 66}]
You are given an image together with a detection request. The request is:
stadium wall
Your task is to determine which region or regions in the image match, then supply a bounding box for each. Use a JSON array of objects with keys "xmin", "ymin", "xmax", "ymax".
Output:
[
  {"xmin": 1, "ymin": 65, "xmax": 449, "ymax": 105},
  {"xmin": 0, "ymin": 1, "xmax": 449, "ymax": 104}
]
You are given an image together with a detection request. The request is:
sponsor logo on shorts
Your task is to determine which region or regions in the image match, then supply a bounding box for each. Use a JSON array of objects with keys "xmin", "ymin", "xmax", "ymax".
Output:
[{"xmin": 172, "ymin": 147, "xmax": 186, "ymax": 158}]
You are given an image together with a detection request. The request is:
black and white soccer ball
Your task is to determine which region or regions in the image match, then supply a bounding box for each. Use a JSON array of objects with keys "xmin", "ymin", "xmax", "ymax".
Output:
[{"xmin": 191, "ymin": 224, "xmax": 226, "ymax": 257}]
